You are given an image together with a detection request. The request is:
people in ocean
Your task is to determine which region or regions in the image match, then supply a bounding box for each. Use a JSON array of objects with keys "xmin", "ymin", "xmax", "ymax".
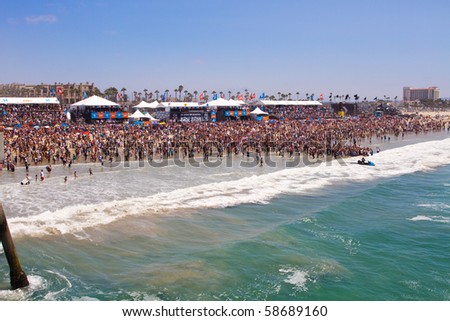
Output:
[
  {"xmin": 40, "ymin": 169, "xmax": 45, "ymax": 181},
  {"xmin": 89, "ymin": 168, "xmax": 93, "ymax": 176},
  {"xmin": 21, "ymin": 174, "xmax": 31, "ymax": 185},
  {"xmin": 74, "ymin": 171, "xmax": 77, "ymax": 178},
  {"xmin": 46, "ymin": 164, "xmax": 52, "ymax": 173},
  {"xmin": 64, "ymin": 176, "xmax": 68, "ymax": 183}
]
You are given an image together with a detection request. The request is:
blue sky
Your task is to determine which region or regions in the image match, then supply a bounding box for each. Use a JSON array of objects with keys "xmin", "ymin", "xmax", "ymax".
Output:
[{"xmin": 1, "ymin": 0, "xmax": 449, "ymax": 99}]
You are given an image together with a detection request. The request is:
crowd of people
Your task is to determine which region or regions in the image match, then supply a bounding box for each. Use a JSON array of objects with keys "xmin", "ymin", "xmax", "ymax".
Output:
[{"xmin": 1, "ymin": 103, "xmax": 449, "ymax": 171}]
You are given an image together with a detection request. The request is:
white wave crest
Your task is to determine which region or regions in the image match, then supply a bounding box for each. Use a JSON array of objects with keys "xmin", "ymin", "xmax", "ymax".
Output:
[
  {"xmin": 409, "ymin": 215, "xmax": 449, "ymax": 223},
  {"xmin": 8, "ymin": 137, "xmax": 450, "ymax": 237}
]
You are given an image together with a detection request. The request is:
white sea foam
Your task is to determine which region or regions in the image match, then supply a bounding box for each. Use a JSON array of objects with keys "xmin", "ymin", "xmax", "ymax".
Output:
[
  {"xmin": 417, "ymin": 203, "xmax": 450, "ymax": 211},
  {"xmin": 7, "ymin": 137, "xmax": 450, "ymax": 238},
  {"xmin": 0, "ymin": 275, "xmax": 46, "ymax": 301},
  {"xmin": 279, "ymin": 268, "xmax": 309, "ymax": 291},
  {"xmin": 409, "ymin": 215, "xmax": 450, "ymax": 223},
  {"xmin": 43, "ymin": 270, "xmax": 72, "ymax": 300}
]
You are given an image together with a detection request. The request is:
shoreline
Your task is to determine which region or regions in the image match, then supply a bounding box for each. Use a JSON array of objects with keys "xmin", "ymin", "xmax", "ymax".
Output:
[{"xmin": 2, "ymin": 130, "xmax": 449, "ymax": 183}]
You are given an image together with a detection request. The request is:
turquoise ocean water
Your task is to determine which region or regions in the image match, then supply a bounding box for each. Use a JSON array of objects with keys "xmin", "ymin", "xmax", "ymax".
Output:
[{"xmin": 1, "ymin": 133, "xmax": 449, "ymax": 301}]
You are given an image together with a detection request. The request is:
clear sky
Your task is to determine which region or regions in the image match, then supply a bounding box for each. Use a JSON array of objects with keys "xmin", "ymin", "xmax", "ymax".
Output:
[{"xmin": 1, "ymin": 0, "xmax": 449, "ymax": 99}]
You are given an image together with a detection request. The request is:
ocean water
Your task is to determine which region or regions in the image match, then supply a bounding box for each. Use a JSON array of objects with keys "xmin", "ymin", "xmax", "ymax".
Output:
[{"xmin": 1, "ymin": 133, "xmax": 450, "ymax": 301}]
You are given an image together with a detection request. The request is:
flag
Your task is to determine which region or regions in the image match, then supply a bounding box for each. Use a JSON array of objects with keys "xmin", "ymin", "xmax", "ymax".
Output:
[
  {"xmin": 213, "ymin": 93, "xmax": 218, "ymax": 100},
  {"xmin": 310, "ymin": 94, "xmax": 314, "ymax": 101},
  {"xmin": 251, "ymin": 93, "xmax": 256, "ymax": 99},
  {"xmin": 51, "ymin": 88, "xmax": 55, "ymax": 96},
  {"xmin": 220, "ymin": 93, "xmax": 225, "ymax": 98},
  {"xmin": 238, "ymin": 95, "xmax": 243, "ymax": 100},
  {"xmin": 374, "ymin": 97, "xmax": 377, "ymax": 101},
  {"xmin": 57, "ymin": 87, "xmax": 63, "ymax": 95},
  {"xmin": 260, "ymin": 92, "xmax": 265, "ymax": 99},
  {"xmin": 199, "ymin": 93, "xmax": 204, "ymax": 101},
  {"xmin": 319, "ymin": 93, "xmax": 323, "ymax": 101},
  {"xmin": 117, "ymin": 93, "xmax": 122, "ymax": 100},
  {"xmin": 83, "ymin": 90, "xmax": 87, "ymax": 99}
]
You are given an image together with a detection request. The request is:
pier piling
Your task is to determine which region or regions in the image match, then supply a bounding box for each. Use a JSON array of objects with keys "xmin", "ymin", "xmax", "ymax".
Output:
[{"xmin": 0, "ymin": 203, "xmax": 29, "ymax": 290}]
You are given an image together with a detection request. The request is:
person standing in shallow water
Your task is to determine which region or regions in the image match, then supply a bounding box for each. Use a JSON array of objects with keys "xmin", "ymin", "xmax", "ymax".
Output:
[
  {"xmin": 89, "ymin": 168, "xmax": 93, "ymax": 176},
  {"xmin": 74, "ymin": 171, "xmax": 77, "ymax": 178}
]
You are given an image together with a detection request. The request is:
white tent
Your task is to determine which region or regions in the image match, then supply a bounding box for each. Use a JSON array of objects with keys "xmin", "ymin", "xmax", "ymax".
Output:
[
  {"xmin": 253, "ymin": 100, "xmax": 322, "ymax": 106},
  {"xmin": 133, "ymin": 101, "xmax": 154, "ymax": 109},
  {"xmin": 147, "ymin": 100, "xmax": 165, "ymax": 109},
  {"xmin": 201, "ymin": 98, "xmax": 241, "ymax": 107},
  {"xmin": 143, "ymin": 112, "xmax": 159, "ymax": 121},
  {"xmin": 161, "ymin": 102, "xmax": 200, "ymax": 108},
  {"xmin": 250, "ymin": 107, "xmax": 268, "ymax": 115},
  {"xmin": 129, "ymin": 109, "xmax": 146, "ymax": 119},
  {"xmin": 229, "ymin": 99, "xmax": 246, "ymax": 106},
  {"xmin": 71, "ymin": 95, "xmax": 119, "ymax": 107}
]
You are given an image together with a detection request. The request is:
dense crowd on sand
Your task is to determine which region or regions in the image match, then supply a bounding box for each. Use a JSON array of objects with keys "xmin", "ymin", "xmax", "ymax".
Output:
[{"xmin": 1, "ymin": 103, "xmax": 449, "ymax": 170}]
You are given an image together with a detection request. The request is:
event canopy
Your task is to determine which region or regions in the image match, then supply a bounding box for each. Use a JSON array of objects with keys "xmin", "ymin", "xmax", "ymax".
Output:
[
  {"xmin": 1, "ymin": 97, "xmax": 60, "ymax": 105},
  {"xmin": 146, "ymin": 101, "xmax": 165, "ymax": 109},
  {"xmin": 228, "ymin": 99, "xmax": 246, "ymax": 106},
  {"xmin": 201, "ymin": 98, "xmax": 241, "ymax": 107},
  {"xmin": 253, "ymin": 100, "xmax": 322, "ymax": 106},
  {"xmin": 250, "ymin": 107, "xmax": 268, "ymax": 115},
  {"xmin": 71, "ymin": 95, "xmax": 119, "ymax": 107},
  {"xmin": 129, "ymin": 109, "xmax": 146, "ymax": 119},
  {"xmin": 161, "ymin": 102, "xmax": 200, "ymax": 108},
  {"xmin": 143, "ymin": 112, "xmax": 159, "ymax": 121},
  {"xmin": 133, "ymin": 101, "xmax": 155, "ymax": 109}
]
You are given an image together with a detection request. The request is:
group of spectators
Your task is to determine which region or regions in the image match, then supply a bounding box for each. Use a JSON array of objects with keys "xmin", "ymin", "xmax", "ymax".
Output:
[{"xmin": 1, "ymin": 103, "xmax": 449, "ymax": 170}]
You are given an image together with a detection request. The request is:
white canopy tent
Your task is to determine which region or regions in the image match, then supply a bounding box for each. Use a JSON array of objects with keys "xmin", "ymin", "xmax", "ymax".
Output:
[
  {"xmin": 143, "ymin": 112, "xmax": 159, "ymax": 121},
  {"xmin": 161, "ymin": 102, "xmax": 200, "ymax": 108},
  {"xmin": 250, "ymin": 107, "xmax": 268, "ymax": 115},
  {"xmin": 0, "ymin": 97, "xmax": 60, "ymax": 105},
  {"xmin": 201, "ymin": 98, "xmax": 241, "ymax": 107},
  {"xmin": 70, "ymin": 95, "xmax": 119, "ymax": 108},
  {"xmin": 228, "ymin": 99, "xmax": 246, "ymax": 106},
  {"xmin": 253, "ymin": 100, "xmax": 322, "ymax": 106},
  {"xmin": 132, "ymin": 101, "xmax": 155, "ymax": 109},
  {"xmin": 147, "ymin": 101, "xmax": 165, "ymax": 109},
  {"xmin": 129, "ymin": 109, "xmax": 146, "ymax": 119}
]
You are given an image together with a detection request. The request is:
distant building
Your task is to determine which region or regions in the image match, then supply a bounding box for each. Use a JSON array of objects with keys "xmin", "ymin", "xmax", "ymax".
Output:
[
  {"xmin": 0, "ymin": 82, "xmax": 95, "ymax": 105},
  {"xmin": 403, "ymin": 86, "xmax": 440, "ymax": 101}
]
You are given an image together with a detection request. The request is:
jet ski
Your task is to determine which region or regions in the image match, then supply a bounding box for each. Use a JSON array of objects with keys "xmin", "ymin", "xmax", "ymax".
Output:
[{"xmin": 357, "ymin": 159, "xmax": 375, "ymax": 166}]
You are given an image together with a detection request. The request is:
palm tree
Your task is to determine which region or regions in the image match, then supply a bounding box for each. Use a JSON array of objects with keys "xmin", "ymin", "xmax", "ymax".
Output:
[
  {"xmin": 133, "ymin": 91, "xmax": 137, "ymax": 102},
  {"xmin": 155, "ymin": 90, "xmax": 159, "ymax": 100},
  {"xmin": 277, "ymin": 91, "xmax": 281, "ymax": 100},
  {"xmin": 164, "ymin": 89, "xmax": 169, "ymax": 101},
  {"xmin": 193, "ymin": 90, "xmax": 198, "ymax": 101},
  {"xmin": 296, "ymin": 92, "xmax": 300, "ymax": 100},
  {"xmin": 144, "ymin": 89, "xmax": 148, "ymax": 100},
  {"xmin": 183, "ymin": 90, "xmax": 188, "ymax": 101},
  {"xmin": 288, "ymin": 93, "xmax": 292, "ymax": 100},
  {"xmin": 178, "ymin": 85, "xmax": 184, "ymax": 100},
  {"xmin": 174, "ymin": 89, "xmax": 178, "ymax": 101},
  {"xmin": 228, "ymin": 91, "xmax": 231, "ymax": 99}
]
